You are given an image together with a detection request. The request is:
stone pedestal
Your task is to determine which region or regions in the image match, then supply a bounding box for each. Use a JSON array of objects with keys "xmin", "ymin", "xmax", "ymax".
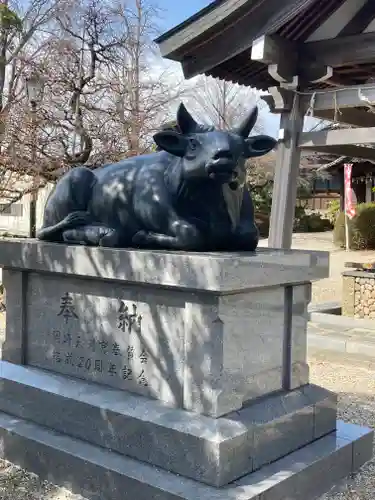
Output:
[{"xmin": 0, "ymin": 239, "xmax": 372, "ymax": 499}]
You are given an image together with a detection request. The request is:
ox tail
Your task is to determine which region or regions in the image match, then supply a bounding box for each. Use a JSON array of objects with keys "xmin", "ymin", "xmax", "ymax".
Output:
[
  {"xmin": 36, "ymin": 166, "xmax": 96, "ymax": 241},
  {"xmin": 36, "ymin": 211, "xmax": 92, "ymax": 242}
]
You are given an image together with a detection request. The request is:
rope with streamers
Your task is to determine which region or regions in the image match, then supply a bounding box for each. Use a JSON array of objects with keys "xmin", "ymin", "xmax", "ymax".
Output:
[
  {"xmin": 305, "ymin": 91, "xmax": 316, "ymax": 117},
  {"xmin": 276, "ymin": 84, "xmax": 375, "ymax": 123},
  {"xmin": 291, "ymin": 90, "xmax": 298, "ymax": 116},
  {"xmin": 333, "ymin": 91, "xmax": 342, "ymax": 122},
  {"xmin": 293, "ymin": 83, "xmax": 375, "ymax": 97},
  {"xmin": 358, "ymin": 88, "xmax": 375, "ymax": 113}
]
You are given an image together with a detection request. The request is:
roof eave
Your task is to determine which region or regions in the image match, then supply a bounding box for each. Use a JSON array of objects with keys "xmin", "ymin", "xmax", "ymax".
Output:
[
  {"xmin": 155, "ymin": 0, "xmax": 261, "ymax": 60},
  {"xmin": 154, "ymin": 0, "xmax": 224, "ymax": 44}
]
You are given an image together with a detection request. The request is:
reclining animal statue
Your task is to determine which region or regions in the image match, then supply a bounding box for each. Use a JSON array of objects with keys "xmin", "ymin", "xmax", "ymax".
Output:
[{"xmin": 37, "ymin": 103, "xmax": 277, "ymax": 251}]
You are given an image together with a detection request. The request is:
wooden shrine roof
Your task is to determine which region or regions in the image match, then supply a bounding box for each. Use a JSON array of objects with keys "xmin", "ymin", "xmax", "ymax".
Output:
[{"xmin": 156, "ymin": 0, "xmax": 375, "ymax": 91}]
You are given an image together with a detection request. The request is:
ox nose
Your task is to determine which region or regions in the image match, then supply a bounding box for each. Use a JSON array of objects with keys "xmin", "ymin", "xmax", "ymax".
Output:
[
  {"xmin": 212, "ymin": 150, "xmax": 233, "ymax": 161},
  {"xmin": 207, "ymin": 149, "xmax": 236, "ymax": 180}
]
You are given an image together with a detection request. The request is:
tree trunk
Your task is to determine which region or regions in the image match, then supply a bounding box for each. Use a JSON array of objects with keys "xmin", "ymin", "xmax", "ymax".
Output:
[{"xmin": 0, "ymin": 2, "xmax": 9, "ymax": 150}]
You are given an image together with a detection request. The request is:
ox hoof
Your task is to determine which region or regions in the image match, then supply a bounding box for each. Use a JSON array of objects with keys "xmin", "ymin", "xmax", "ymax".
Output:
[
  {"xmin": 132, "ymin": 230, "xmax": 148, "ymax": 245},
  {"xmin": 64, "ymin": 211, "xmax": 92, "ymax": 227}
]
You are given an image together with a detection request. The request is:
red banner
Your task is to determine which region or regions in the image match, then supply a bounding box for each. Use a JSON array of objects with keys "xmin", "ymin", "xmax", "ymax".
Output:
[{"xmin": 344, "ymin": 163, "xmax": 356, "ymax": 219}]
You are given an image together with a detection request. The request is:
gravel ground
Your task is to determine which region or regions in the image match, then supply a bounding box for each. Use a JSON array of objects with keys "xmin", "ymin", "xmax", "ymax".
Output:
[
  {"xmin": 310, "ymin": 357, "xmax": 375, "ymax": 500},
  {"xmin": 0, "ymin": 467, "xmax": 85, "ymax": 500},
  {"xmin": 0, "ymin": 357, "xmax": 372, "ymax": 499}
]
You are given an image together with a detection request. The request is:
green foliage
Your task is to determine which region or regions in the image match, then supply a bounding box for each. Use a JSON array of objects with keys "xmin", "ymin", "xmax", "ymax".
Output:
[
  {"xmin": 294, "ymin": 212, "xmax": 333, "ymax": 233},
  {"xmin": 250, "ymin": 181, "xmax": 273, "ymax": 237},
  {"xmin": 327, "ymin": 199, "xmax": 340, "ymax": 225},
  {"xmin": 334, "ymin": 202, "xmax": 375, "ymax": 250},
  {"xmin": 251, "ymin": 181, "xmax": 273, "ymax": 214},
  {"xmin": 250, "ymin": 180, "xmax": 332, "ymax": 236},
  {"xmin": 255, "ymin": 212, "xmax": 269, "ymax": 238},
  {"xmin": 0, "ymin": 4, "xmax": 22, "ymax": 32},
  {"xmin": 250, "ymin": 179, "xmax": 334, "ymax": 236},
  {"xmin": 295, "ymin": 181, "xmax": 313, "ymax": 210}
]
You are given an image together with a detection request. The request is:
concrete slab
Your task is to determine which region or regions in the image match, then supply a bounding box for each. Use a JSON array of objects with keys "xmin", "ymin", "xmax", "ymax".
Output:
[{"xmin": 0, "ymin": 361, "xmax": 337, "ymax": 487}]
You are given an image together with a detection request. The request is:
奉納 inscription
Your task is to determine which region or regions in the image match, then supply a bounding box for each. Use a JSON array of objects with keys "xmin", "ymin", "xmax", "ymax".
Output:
[
  {"xmin": 118, "ymin": 302, "xmax": 142, "ymax": 334},
  {"xmin": 57, "ymin": 292, "xmax": 78, "ymax": 323},
  {"xmin": 26, "ymin": 273, "xmax": 186, "ymax": 406}
]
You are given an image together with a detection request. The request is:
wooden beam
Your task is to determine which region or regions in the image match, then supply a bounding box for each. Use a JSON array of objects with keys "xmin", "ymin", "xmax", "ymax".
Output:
[
  {"xmin": 261, "ymin": 87, "xmax": 294, "ymax": 113},
  {"xmin": 300, "ymin": 65, "xmax": 333, "ymax": 84},
  {"xmin": 251, "ymin": 34, "xmax": 297, "ymax": 65},
  {"xmin": 303, "ymin": 32, "xmax": 375, "ymax": 67},
  {"xmin": 301, "ymin": 145, "xmax": 375, "ymax": 162},
  {"xmin": 301, "ymin": 83, "xmax": 375, "ymax": 111},
  {"xmin": 268, "ymin": 65, "xmax": 298, "ymax": 87},
  {"xmin": 312, "ymin": 108, "xmax": 375, "ymax": 128},
  {"xmin": 268, "ymin": 94, "xmax": 306, "ymax": 249},
  {"xmin": 320, "ymin": 74, "xmax": 359, "ymax": 88},
  {"xmin": 255, "ymin": 35, "xmax": 300, "ymax": 87},
  {"xmin": 299, "ymin": 127, "xmax": 375, "ymax": 148},
  {"xmin": 338, "ymin": 0, "xmax": 375, "ymax": 37},
  {"xmin": 252, "ymin": 34, "xmax": 333, "ymax": 86},
  {"xmin": 266, "ymin": 86, "xmax": 375, "ymax": 117}
]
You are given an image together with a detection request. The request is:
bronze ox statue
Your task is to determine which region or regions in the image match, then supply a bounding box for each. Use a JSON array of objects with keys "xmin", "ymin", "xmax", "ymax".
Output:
[{"xmin": 37, "ymin": 103, "xmax": 276, "ymax": 251}]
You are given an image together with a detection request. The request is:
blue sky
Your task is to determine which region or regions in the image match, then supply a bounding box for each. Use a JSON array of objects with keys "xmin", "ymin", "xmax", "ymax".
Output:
[{"xmin": 158, "ymin": 0, "xmax": 214, "ymax": 31}]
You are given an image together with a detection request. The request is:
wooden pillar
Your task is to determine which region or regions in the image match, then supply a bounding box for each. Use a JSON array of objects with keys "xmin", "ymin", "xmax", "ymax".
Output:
[
  {"xmin": 268, "ymin": 93, "xmax": 305, "ymax": 249},
  {"xmin": 256, "ymin": 36, "xmax": 333, "ymax": 248}
]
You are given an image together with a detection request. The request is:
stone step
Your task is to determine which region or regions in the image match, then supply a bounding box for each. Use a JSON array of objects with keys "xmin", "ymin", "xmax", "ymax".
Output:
[
  {"xmin": 309, "ymin": 311, "xmax": 375, "ymax": 330},
  {"xmin": 307, "ymin": 321, "xmax": 375, "ymax": 362},
  {"xmin": 0, "ymin": 361, "xmax": 337, "ymax": 488},
  {"xmin": 0, "ymin": 410, "xmax": 371, "ymax": 500}
]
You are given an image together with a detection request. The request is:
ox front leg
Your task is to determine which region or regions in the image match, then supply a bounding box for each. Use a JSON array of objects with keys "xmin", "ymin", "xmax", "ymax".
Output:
[
  {"xmin": 230, "ymin": 227, "xmax": 259, "ymax": 251},
  {"xmin": 228, "ymin": 189, "xmax": 259, "ymax": 251},
  {"xmin": 132, "ymin": 218, "xmax": 203, "ymax": 251}
]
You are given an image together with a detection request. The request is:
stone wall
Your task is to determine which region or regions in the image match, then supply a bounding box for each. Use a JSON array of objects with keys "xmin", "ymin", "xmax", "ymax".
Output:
[
  {"xmin": 342, "ymin": 271, "xmax": 375, "ymax": 319},
  {"xmin": 354, "ymin": 276, "xmax": 375, "ymax": 319}
]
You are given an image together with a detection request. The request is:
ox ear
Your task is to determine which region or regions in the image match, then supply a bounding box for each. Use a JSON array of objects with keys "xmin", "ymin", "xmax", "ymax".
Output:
[
  {"xmin": 153, "ymin": 130, "xmax": 188, "ymax": 157},
  {"xmin": 236, "ymin": 106, "xmax": 258, "ymax": 137},
  {"xmin": 177, "ymin": 103, "xmax": 198, "ymax": 134},
  {"xmin": 244, "ymin": 135, "xmax": 277, "ymax": 158}
]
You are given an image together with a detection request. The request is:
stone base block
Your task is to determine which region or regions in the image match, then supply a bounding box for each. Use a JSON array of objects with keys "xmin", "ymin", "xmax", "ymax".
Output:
[
  {"xmin": 0, "ymin": 411, "xmax": 371, "ymax": 500},
  {"xmin": 0, "ymin": 361, "xmax": 337, "ymax": 487},
  {"xmin": 1, "ymin": 241, "xmax": 328, "ymax": 418}
]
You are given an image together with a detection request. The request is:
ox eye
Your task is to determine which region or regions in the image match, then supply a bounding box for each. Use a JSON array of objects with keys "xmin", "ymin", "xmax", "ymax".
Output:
[{"xmin": 189, "ymin": 138, "xmax": 198, "ymax": 150}]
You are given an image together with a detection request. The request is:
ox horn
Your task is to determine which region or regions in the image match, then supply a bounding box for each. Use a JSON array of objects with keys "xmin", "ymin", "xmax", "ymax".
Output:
[
  {"xmin": 177, "ymin": 103, "xmax": 199, "ymax": 134},
  {"xmin": 235, "ymin": 106, "xmax": 258, "ymax": 138}
]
